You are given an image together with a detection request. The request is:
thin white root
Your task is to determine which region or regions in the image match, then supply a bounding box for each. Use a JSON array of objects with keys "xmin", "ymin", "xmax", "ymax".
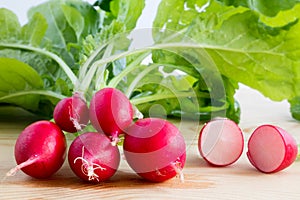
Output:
[
  {"xmin": 177, "ymin": 169, "xmax": 185, "ymax": 183},
  {"xmin": 6, "ymin": 156, "xmax": 38, "ymax": 177},
  {"xmin": 70, "ymin": 116, "xmax": 85, "ymax": 131},
  {"xmin": 74, "ymin": 146, "xmax": 106, "ymax": 182},
  {"xmin": 172, "ymin": 160, "xmax": 185, "ymax": 183},
  {"xmin": 68, "ymin": 104, "xmax": 86, "ymax": 132}
]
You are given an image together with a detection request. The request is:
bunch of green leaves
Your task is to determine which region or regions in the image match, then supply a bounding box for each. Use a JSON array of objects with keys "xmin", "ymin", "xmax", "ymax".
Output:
[
  {"xmin": 149, "ymin": 0, "xmax": 300, "ymax": 121},
  {"xmin": 2, "ymin": 0, "xmax": 300, "ymax": 124}
]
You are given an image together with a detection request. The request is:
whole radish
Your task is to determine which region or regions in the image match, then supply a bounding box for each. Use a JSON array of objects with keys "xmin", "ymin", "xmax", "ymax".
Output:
[
  {"xmin": 7, "ymin": 121, "xmax": 67, "ymax": 179},
  {"xmin": 247, "ymin": 125, "xmax": 298, "ymax": 173},
  {"xmin": 53, "ymin": 93, "xmax": 89, "ymax": 133},
  {"xmin": 123, "ymin": 118, "xmax": 186, "ymax": 182},
  {"xmin": 68, "ymin": 132, "xmax": 120, "ymax": 183},
  {"xmin": 198, "ymin": 118, "xmax": 244, "ymax": 166},
  {"xmin": 89, "ymin": 87, "xmax": 133, "ymax": 144}
]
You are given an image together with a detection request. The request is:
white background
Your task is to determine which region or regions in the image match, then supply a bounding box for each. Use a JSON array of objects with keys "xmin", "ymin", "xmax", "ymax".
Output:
[{"xmin": 1, "ymin": 0, "xmax": 161, "ymax": 27}]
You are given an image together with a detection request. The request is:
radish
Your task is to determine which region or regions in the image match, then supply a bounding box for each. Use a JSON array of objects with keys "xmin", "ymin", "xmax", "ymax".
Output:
[
  {"xmin": 53, "ymin": 93, "xmax": 89, "ymax": 133},
  {"xmin": 68, "ymin": 132, "xmax": 120, "ymax": 183},
  {"xmin": 89, "ymin": 87, "xmax": 133, "ymax": 144},
  {"xmin": 198, "ymin": 118, "xmax": 244, "ymax": 166},
  {"xmin": 7, "ymin": 121, "xmax": 67, "ymax": 179},
  {"xmin": 123, "ymin": 118, "xmax": 186, "ymax": 182},
  {"xmin": 247, "ymin": 125, "xmax": 298, "ymax": 173}
]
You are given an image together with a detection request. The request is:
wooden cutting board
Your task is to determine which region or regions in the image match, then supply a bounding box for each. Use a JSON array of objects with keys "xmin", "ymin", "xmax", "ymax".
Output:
[{"xmin": 1, "ymin": 86, "xmax": 300, "ymax": 200}]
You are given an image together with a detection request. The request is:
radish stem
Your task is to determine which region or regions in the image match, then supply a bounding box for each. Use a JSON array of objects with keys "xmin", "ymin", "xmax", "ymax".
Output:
[
  {"xmin": 0, "ymin": 90, "xmax": 67, "ymax": 101},
  {"xmin": 0, "ymin": 43, "xmax": 78, "ymax": 85},
  {"xmin": 108, "ymin": 51, "xmax": 150, "ymax": 88}
]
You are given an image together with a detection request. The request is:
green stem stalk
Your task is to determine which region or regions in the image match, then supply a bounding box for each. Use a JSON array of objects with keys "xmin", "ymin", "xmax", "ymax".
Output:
[
  {"xmin": 130, "ymin": 91, "xmax": 198, "ymax": 105},
  {"xmin": 108, "ymin": 51, "xmax": 150, "ymax": 88},
  {"xmin": 0, "ymin": 43, "xmax": 78, "ymax": 85},
  {"xmin": 0, "ymin": 90, "xmax": 67, "ymax": 101}
]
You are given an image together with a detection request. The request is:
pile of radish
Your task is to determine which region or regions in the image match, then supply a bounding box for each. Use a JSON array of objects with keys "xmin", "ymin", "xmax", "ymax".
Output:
[
  {"xmin": 7, "ymin": 87, "xmax": 186, "ymax": 183},
  {"xmin": 6, "ymin": 88, "xmax": 299, "ymax": 184},
  {"xmin": 198, "ymin": 118, "xmax": 298, "ymax": 173}
]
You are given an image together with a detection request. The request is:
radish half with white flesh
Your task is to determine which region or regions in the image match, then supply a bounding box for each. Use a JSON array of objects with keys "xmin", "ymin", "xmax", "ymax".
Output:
[
  {"xmin": 198, "ymin": 118, "xmax": 244, "ymax": 166},
  {"xmin": 247, "ymin": 125, "xmax": 298, "ymax": 173}
]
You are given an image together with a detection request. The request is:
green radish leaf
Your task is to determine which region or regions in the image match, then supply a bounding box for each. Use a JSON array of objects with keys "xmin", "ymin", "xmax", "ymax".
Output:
[
  {"xmin": 110, "ymin": 0, "xmax": 145, "ymax": 30},
  {"xmin": 21, "ymin": 13, "xmax": 48, "ymax": 46},
  {"xmin": 153, "ymin": 0, "xmax": 300, "ymax": 121},
  {"xmin": 27, "ymin": 1, "xmax": 76, "ymax": 67},
  {"xmin": 0, "ymin": 8, "xmax": 21, "ymax": 41},
  {"xmin": 0, "ymin": 58, "xmax": 43, "ymax": 111},
  {"xmin": 66, "ymin": 0, "xmax": 100, "ymax": 36},
  {"xmin": 217, "ymin": 0, "xmax": 300, "ymax": 17},
  {"xmin": 61, "ymin": 4, "xmax": 84, "ymax": 41}
]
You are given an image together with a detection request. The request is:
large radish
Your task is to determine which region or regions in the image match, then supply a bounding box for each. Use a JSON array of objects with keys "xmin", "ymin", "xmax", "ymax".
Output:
[
  {"xmin": 247, "ymin": 125, "xmax": 298, "ymax": 173},
  {"xmin": 7, "ymin": 121, "xmax": 67, "ymax": 179},
  {"xmin": 68, "ymin": 132, "xmax": 120, "ymax": 183},
  {"xmin": 89, "ymin": 88, "xmax": 133, "ymax": 144},
  {"xmin": 123, "ymin": 118, "xmax": 186, "ymax": 182}
]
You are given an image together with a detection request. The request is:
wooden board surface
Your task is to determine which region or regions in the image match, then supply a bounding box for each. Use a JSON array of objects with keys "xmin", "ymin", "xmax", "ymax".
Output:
[{"xmin": 1, "ymin": 85, "xmax": 300, "ymax": 200}]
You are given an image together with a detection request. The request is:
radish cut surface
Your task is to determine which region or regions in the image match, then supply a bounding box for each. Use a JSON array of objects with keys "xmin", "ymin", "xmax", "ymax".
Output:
[
  {"xmin": 247, "ymin": 125, "xmax": 298, "ymax": 173},
  {"xmin": 198, "ymin": 118, "xmax": 244, "ymax": 166}
]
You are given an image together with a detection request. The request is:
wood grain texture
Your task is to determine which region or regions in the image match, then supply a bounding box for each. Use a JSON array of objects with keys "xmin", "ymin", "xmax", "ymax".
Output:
[{"xmin": 1, "ymin": 86, "xmax": 300, "ymax": 200}]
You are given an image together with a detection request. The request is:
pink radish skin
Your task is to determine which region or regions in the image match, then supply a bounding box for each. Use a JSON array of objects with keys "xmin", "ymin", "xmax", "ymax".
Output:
[
  {"xmin": 68, "ymin": 132, "xmax": 120, "ymax": 183},
  {"xmin": 123, "ymin": 118, "xmax": 186, "ymax": 183},
  {"xmin": 198, "ymin": 118, "xmax": 244, "ymax": 167},
  {"xmin": 89, "ymin": 88, "xmax": 133, "ymax": 144},
  {"xmin": 53, "ymin": 93, "xmax": 89, "ymax": 133},
  {"xmin": 247, "ymin": 125, "xmax": 298, "ymax": 173},
  {"xmin": 7, "ymin": 121, "xmax": 67, "ymax": 179}
]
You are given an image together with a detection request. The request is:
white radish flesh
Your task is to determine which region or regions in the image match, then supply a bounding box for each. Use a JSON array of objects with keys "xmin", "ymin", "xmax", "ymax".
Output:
[
  {"xmin": 198, "ymin": 118, "xmax": 244, "ymax": 166},
  {"xmin": 247, "ymin": 125, "xmax": 298, "ymax": 173}
]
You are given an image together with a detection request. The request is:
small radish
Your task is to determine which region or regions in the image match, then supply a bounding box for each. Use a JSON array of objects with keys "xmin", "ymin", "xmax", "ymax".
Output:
[
  {"xmin": 89, "ymin": 88, "xmax": 133, "ymax": 144},
  {"xmin": 53, "ymin": 93, "xmax": 89, "ymax": 133},
  {"xmin": 68, "ymin": 132, "xmax": 120, "ymax": 183},
  {"xmin": 123, "ymin": 118, "xmax": 186, "ymax": 183},
  {"xmin": 247, "ymin": 125, "xmax": 298, "ymax": 173},
  {"xmin": 198, "ymin": 118, "xmax": 244, "ymax": 166},
  {"xmin": 7, "ymin": 121, "xmax": 67, "ymax": 179}
]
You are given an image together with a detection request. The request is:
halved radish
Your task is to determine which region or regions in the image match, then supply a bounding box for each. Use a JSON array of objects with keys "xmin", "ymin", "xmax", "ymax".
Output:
[
  {"xmin": 247, "ymin": 125, "xmax": 298, "ymax": 173},
  {"xmin": 198, "ymin": 118, "xmax": 244, "ymax": 166}
]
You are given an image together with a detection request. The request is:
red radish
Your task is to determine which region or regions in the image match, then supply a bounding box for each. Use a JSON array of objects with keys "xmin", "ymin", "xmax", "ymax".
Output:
[
  {"xmin": 89, "ymin": 87, "xmax": 133, "ymax": 144},
  {"xmin": 53, "ymin": 93, "xmax": 89, "ymax": 133},
  {"xmin": 247, "ymin": 125, "xmax": 298, "ymax": 173},
  {"xmin": 123, "ymin": 118, "xmax": 186, "ymax": 183},
  {"xmin": 198, "ymin": 118, "xmax": 244, "ymax": 166},
  {"xmin": 68, "ymin": 132, "xmax": 120, "ymax": 183},
  {"xmin": 7, "ymin": 121, "xmax": 67, "ymax": 179}
]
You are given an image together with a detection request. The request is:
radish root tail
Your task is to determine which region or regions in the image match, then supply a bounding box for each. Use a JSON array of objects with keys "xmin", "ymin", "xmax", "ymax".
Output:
[
  {"xmin": 69, "ymin": 106, "xmax": 86, "ymax": 132},
  {"xmin": 6, "ymin": 156, "xmax": 39, "ymax": 177},
  {"xmin": 74, "ymin": 146, "xmax": 106, "ymax": 182},
  {"xmin": 172, "ymin": 160, "xmax": 185, "ymax": 183}
]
